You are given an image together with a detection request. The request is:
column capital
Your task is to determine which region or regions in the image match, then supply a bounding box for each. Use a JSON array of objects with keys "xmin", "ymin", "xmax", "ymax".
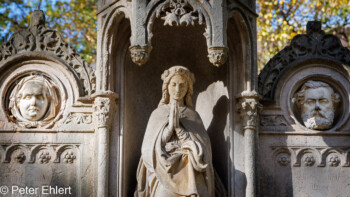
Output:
[
  {"xmin": 236, "ymin": 91, "xmax": 262, "ymax": 130},
  {"xmin": 92, "ymin": 91, "xmax": 118, "ymax": 129}
]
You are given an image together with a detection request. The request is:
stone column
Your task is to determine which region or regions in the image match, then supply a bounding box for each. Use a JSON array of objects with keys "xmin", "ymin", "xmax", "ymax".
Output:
[
  {"xmin": 93, "ymin": 91, "xmax": 118, "ymax": 197},
  {"xmin": 237, "ymin": 90, "xmax": 261, "ymax": 197}
]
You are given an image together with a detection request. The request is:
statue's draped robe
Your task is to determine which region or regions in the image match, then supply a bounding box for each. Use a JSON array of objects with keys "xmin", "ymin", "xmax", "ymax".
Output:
[{"xmin": 135, "ymin": 105, "xmax": 214, "ymax": 197}]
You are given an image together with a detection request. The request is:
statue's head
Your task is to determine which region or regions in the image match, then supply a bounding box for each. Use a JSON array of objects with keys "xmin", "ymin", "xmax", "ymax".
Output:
[
  {"xmin": 159, "ymin": 66, "xmax": 195, "ymax": 107},
  {"xmin": 9, "ymin": 75, "xmax": 58, "ymax": 126},
  {"xmin": 294, "ymin": 80, "xmax": 340, "ymax": 130}
]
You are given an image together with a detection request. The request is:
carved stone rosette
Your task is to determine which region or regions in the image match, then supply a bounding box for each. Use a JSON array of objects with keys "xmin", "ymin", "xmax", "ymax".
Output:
[
  {"xmin": 93, "ymin": 92, "xmax": 118, "ymax": 128},
  {"xmin": 208, "ymin": 47, "xmax": 228, "ymax": 67},
  {"xmin": 237, "ymin": 91, "xmax": 262, "ymax": 130},
  {"xmin": 129, "ymin": 45, "xmax": 152, "ymax": 66}
]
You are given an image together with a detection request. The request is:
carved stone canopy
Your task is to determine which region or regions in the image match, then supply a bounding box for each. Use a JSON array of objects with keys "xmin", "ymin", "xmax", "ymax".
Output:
[
  {"xmin": 0, "ymin": 10, "xmax": 96, "ymax": 96},
  {"xmin": 128, "ymin": 0, "xmax": 230, "ymax": 67},
  {"xmin": 258, "ymin": 21, "xmax": 350, "ymax": 101}
]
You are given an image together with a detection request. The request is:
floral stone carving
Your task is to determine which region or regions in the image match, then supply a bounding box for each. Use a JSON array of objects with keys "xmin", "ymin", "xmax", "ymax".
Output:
[
  {"xmin": 64, "ymin": 151, "xmax": 76, "ymax": 164},
  {"xmin": 38, "ymin": 151, "xmax": 51, "ymax": 164},
  {"xmin": 129, "ymin": 45, "xmax": 152, "ymax": 66},
  {"xmin": 14, "ymin": 151, "xmax": 26, "ymax": 164},
  {"xmin": 328, "ymin": 155, "xmax": 340, "ymax": 167},
  {"xmin": 158, "ymin": 0, "xmax": 204, "ymax": 27},
  {"xmin": 208, "ymin": 47, "xmax": 228, "ymax": 67},
  {"xmin": 304, "ymin": 155, "xmax": 315, "ymax": 166},
  {"xmin": 8, "ymin": 75, "xmax": 59, "ymax": 128}
]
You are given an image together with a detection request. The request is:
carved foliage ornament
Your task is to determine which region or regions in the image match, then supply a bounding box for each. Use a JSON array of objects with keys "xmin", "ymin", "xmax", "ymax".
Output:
[
  {"xmin": 157, "ymin": 0, "xmax": 205, "ymax": 27},
  {"xmin": 258, "ymin": 21, "xmax": 350, "ymax": 101},
  {"xmin": 237, "ymin": 91, "xmax": 262, "ymax": 130},
  {"xmin": 93, "ymin": 97, "xmax": 112, "ymax": 128},
  {"xmin": 0, "ymin": 10, "xmax": 95, "ymax": 95},
  {"xmin": 64, "ymin": 113, "xmax": 92, "ymax": 125},
  {"xmin": 208, "ymin": 47, "xmax": 228, "ymax": 67},
  {"xmin": 129, "ymin": 45, "xmax": 152, "ymax": 66}
]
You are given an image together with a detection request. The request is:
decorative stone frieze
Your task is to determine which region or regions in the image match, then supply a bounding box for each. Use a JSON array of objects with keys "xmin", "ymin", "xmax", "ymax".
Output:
[
  {"xmin": 260, "ymin": 115, "xmax": 287, "ymax": 126},
  {"xmin": 2, "ymin": 144, "xmax": 79, "ymax": 164},
  {"xmin": 64, "ymin": 113, "xmax": 93, "ymax": 125},
  {"xmin": 272, "ymin": 146, "xmax": 350, "ymax": 167}
]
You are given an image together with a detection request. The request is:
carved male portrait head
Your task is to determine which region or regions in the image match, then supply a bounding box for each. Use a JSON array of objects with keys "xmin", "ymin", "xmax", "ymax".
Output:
[
  {"xmin": 159, "ymin": 66, "xmax": 195, "ymax": 107},
  {"xmin": 294, "ymin": 80, "xmax": 340, "ymax": 130},
  {"xmin": 9, "ymin": 75, "xmax": 58, "ymax": 128}
]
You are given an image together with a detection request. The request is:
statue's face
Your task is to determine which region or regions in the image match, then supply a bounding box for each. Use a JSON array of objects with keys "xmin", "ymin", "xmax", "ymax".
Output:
[
  {"xmin": 301, "ymin": 87, "xmax": 335, "ymax": 130},
  {"xmin": 168, "ymin": 74, "xmax": 188, "ymax": 102},
  {"xmin": 18, "ymin": 81, "xmax": 49, "ymax": 121}
]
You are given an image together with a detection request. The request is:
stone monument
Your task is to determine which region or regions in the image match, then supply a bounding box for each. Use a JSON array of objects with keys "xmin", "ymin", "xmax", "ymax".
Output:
[
  {"xmin": 0, "ymin": 0, "xmax": 259, "ymax": 196},
  {"xmin": 258, "ymin": 21, "xmax": 350, "ymax": 196},
  {"xmin": 135, "ymin": 66, "xmax": 214, "ymax": 196}
]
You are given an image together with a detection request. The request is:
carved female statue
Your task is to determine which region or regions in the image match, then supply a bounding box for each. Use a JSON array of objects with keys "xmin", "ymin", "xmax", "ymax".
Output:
[
  {"xmin": 8, "ymin": 75, "xmax": 59, "ymax": 128},
  {"xmin": 135, "ymin": 66, "xmax": 214, "ymax": 197}
]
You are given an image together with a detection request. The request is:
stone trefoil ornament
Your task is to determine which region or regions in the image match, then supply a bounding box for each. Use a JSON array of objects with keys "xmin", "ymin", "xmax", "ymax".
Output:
[
  {"xmin": 9, "ymin": 75, "xmax": 59, "ymax": 128},
  {"xmin": 159, "ymin": 0, "xmax": 203, "ymax": 27},
  {"xmin": 135, "ymin": 66, "xmax": 214, "ymax": 196},
  {"xmin": 293, "ymin": 80, "xmax": 340, "ymax": 130}
]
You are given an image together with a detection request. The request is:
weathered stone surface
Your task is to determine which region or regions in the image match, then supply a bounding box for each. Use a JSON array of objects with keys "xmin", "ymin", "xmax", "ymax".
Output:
[
  {"xmin": 135, "ymin": 66, "xmax": 215, "ymax": 196},
  {"xmin": 0, "ymin": 0, "xmax": 259, "ymax": 196},
  {"xmin": 258, "ymin": 21, "xmax": 350, "ymax": 196},
  {"xmin": 0, "ymin": 10, "xmax": 95, "ymax": 197},
  {"xmin": 293, "ymin": 80, "xmax": 340, "ymax": 130}
]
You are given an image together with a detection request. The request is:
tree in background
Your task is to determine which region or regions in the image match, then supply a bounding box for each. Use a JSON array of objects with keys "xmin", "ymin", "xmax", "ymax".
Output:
[
  {"xmin": 0, "ymin": 0, "xmax": 97, "ymax": 65},
  {"xmin": 257, "ymin": 0, "xmax": 350, "ymax": 70}
]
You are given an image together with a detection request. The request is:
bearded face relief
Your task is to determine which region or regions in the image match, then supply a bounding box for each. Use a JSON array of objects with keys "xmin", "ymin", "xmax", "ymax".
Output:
[
  {"xmin": 294, "ymin": 80, "xmax": 340, "ymax": 130},
  {"xmin": 9, "ymin": 75, "xmax": 59, "ymax": 128}
]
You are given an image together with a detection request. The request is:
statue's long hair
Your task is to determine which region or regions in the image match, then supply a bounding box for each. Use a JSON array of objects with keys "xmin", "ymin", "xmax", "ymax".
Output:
[{"xmin": 158, "ymin": 66, "xmax": 195, "ymax": 108}]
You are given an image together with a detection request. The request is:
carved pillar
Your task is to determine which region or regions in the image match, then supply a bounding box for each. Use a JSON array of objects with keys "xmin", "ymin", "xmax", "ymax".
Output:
[
  {"xmin": 237, "ymin": 90, "xmax": 261, "ymax": 197},
  {"xmin": 93, "ymin": 91, "xmax": 118, "ymax": 197}
]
